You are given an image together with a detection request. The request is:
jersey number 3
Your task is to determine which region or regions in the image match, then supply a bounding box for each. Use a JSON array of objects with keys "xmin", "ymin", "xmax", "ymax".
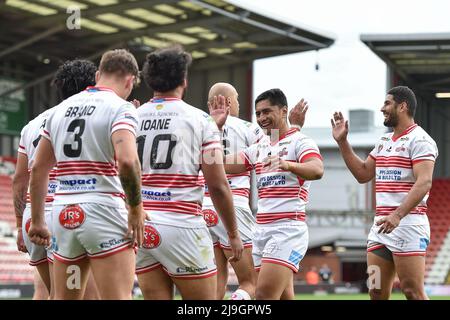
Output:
[{"xmin": 63, "ymin": 119, "xmax": 86, "ymax": 158}]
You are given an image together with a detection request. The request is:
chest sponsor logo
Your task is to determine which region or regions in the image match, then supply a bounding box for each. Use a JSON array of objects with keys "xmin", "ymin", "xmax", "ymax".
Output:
[
  {"xmin": 395, "ymin": 144, "xmax": 406, "ymax": 152},
  {"xmin": 142, "ymin": 225, "xmax": 161, "ymax": 249},
  {"xmin": 142, "ymin": 190, "xmax": 171, "ymax": 201},
  {"xmin": 59, "ymin": 205, "xmax": 86, "ymax": 230},
  {"xmin": 258, "ymin": 175, "xmax": 286, "ymax": 188},
  {"xmin": 59, "ymin": 178, "xmax": 97, "ymax": 192},
  {"xmin": 377, "ymin": 169, "xmax": 402, "ymax": 181}
]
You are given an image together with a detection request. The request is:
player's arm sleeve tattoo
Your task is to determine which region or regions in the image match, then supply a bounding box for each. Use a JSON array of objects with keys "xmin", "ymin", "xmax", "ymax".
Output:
[{"xmin": 118, "ymin": 158, "xmax": 142, "ymax": 207}]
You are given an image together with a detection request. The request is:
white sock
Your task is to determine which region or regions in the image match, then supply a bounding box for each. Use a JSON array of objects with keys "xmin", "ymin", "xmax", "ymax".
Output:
[{"xmin": 230, "ymin": 289, "xmax": 252, "ymax": 300}]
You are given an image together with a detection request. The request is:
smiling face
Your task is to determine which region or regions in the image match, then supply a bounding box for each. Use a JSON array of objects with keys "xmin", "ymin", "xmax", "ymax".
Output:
[
  {"xmin": 255, "ymin": 99, "xmax": 287, "ymax": 135},
  {"xmin": 381, "ymin": 94, "xmax": 400, "ymax": 128}
]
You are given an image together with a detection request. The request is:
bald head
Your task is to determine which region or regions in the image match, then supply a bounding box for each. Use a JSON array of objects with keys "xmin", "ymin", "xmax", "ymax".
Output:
[{"xmin": 208, "ymin": 82, "xmax": 239, "ymax": 116}]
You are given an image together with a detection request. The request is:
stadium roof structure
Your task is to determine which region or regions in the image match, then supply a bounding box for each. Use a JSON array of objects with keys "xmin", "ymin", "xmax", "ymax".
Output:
[
  {"xmin": 361, "ymin": 33, "xmax": 450, "ymax": 94},
  {"xmin": 0, "ymin": 0, "xmax": 335, "ymax": 98}
]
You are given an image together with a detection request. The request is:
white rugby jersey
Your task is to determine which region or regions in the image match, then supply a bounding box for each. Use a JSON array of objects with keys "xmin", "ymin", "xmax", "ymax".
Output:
[
  {"xmin": 369, "ymin": 124, "xmax": 438, "ymax": 225},
  {"xmin": 137, "ymin": 97, "xmax": 222, "ymax": 227},
  {"xmin": 200, "ymin": 116, "xmax": 265, "ymax": 209},
  {"xmin": 240, "ymin": 128, "xmax": 322, "ymax": 224},
  {"xmin": 41, "ymin": 86, "xmax": 138, "ymax": 208},
  {"xmin": 18, "ymin": 107, "xmax": 58, "ymax": 209}
]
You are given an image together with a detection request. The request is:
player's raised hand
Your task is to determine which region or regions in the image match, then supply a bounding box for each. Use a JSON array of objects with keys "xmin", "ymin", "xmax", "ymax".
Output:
[
  {"xmin": 227, "ymin": 230, "xmax": 243, "ymax": 263},
  {"xmin": 28, "ymin": 223, "xmax": 51, "ymax": 247},
  {"xmin": 130, "ymin": 99, "xmax": 141, "ymax": 108},
  {"xmin": 289, "ymin": 98, "xmax": 308, "ymax": 128},
  {"xmin": 208, "ymin": 95, "xmax": 229, "ymax": 131},
  {"xmin": 331, "ymin": 111, "xmax": 349, "ymax": 143}
]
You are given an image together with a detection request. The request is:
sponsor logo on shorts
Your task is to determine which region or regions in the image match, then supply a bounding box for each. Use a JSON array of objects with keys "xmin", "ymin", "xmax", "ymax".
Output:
[
  {"xmin": 202, "ymin": 209, "xmax": 219, "ymax": 227},
  {"xmin": 176, "ymin": 266, "xmax": 208, "ymax": 274},
  {"xmin": 288, "ymin": 250, "xmax": 303, "ymax": 265},
  {"xmin": 420, "ymin": 238, "xmax": 429, "ymax": 250},
  {"xmin": 51, "ymin": 236, "xmax": 58, "ymax": 251},
  {"xmin": 394, "ymin": 239, "xmax": 405, "ymax": 248},
  {"xmin": 25, "ymin": 218, "xmax": 32, "ymax": 234},
  {"xmin": 141, "ymin": 190, "xmax": 171, "ymax": 201},
  {"xmin": 99, "ymin": 238, "xmax": 128, "ymax": 249},
  {"xmin": 142, "ymin": 225, "xmax": 161, "ymax": 249},
  {"xmin": 59, "ymin": 205, "xmax": 86, "ymax": 230}
]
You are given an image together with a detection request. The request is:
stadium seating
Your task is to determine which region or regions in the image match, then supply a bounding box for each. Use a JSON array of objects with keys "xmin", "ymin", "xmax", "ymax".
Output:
[
  {"xmin": 0, "ymin": 174, "xmax": 34, "ymax": 284},
  {"xmin": 425, "ymin": 179, "xmax": 450, "ymax": 285}
]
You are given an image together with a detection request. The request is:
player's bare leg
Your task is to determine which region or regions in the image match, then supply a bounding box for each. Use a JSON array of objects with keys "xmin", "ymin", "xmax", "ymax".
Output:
[
  {"xmin": 393, "ymin": 255, "xmax": 428, "ymax": 300},
  {"xmin": 83, "ymin": 270, "xmax": 101, "ymax": 300},
  {"xmin": 172, "ymin": 275, "xmax": 217, "ymax": 300},
  {"xmin": 35, "ymin": 262, "xmax": 51, "ymax": 298},
  {"xmin": 224, "ymin": 247, "xmax": 256, "ymax": 299},
  {"xmin": 214, "ymin": 246, "xmax": 229, "ymax": 299},
  {"xmin": 32, "ymin": 268, "xmax": 49, "ymax": 300},
  {"xmin": 280, "ymin": 275, "xmax": 295, "ymax": 300},
  {"xmin": 137, "ymin": 267, "xmax": 174, "ymax": 300},
  {"xmin": 47, "ymin": 262, "xmax": 55, "ymax": 299},
  {"xmin": 367, "ymin": 251, "xmax": 396, "ymax": 300},
  {"xmin": 89, "ymin": 248, "xmax": 135, "ymax": 300},
  {"xmin": 53, "ymin": 258, "xmax": 89, "ymax": 300},
  {"xmin": 255, "ymin": 263, "xmax": 293, "ymax": 300}
]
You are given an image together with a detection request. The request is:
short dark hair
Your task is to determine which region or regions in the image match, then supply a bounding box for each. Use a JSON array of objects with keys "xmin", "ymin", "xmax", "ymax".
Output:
[
  {"xmin": 52, "ymin": 59, "xmax": 97, "ymax": 99},
  {"xmin": 99, "ymin": 49, "xmax": 139, "ymax": 78},
  {"xmin": 387, "ymin": 86, "xmax": 417, "ymax": 117},
  {"xmin": 142, "ymin": 45, "xmax": 192, "ymax": 92},
  {"xmin": 254, "ymin": 88, "xmax": 288, "ymax": 109}
]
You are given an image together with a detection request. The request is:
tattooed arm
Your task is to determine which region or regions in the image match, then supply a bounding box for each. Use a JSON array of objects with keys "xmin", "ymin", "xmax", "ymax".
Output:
[
  {"xmin": 111, "ymin": 129, "xmax": 146, "ymax": 247},
  {"xmin": 12, "ymin": 153, "xmax": 29, "ymax": 252}
]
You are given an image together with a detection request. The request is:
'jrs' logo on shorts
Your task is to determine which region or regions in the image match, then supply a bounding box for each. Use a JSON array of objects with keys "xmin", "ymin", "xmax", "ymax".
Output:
[
  {"xmin": 202, "ymin": 209, "xmax": 219, "ymax": 227},
  {"xmin": 25, "ymin": 218, "xmax": 32, "ymax": 234},
  {"xmin": 142, "ymin": 225, "xmax": 161, "ymax": 249},
  {"xmin": 59, "ymin": 205, "xmax": 86, "ymax": 230}
]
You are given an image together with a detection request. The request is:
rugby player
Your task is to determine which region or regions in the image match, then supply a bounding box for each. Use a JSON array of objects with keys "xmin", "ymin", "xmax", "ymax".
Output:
[
  {"xmin": 13, "ymin": 59, "xmax": 100, "ymax": 299},
  {"xmin": 28, "ymin": 50, "xmax": 146, "ymax": 299},
  {"xmin": 135, "ymin": 46, "xmax": 243, "ymax": 300},
  {"xmin": 211, "ymin": 88, "xmax": 323, "ymax": 299},
  {"xmin": 200, "ymin": 82, "xmax": 264, "ymax": 300},
  {"xmin": 332, "ymin": 86, "xmax": 438, "ymax": 300}
]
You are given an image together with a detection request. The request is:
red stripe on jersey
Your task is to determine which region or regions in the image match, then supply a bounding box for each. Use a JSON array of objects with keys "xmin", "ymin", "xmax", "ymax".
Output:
[
  {"xmin": 375, "ymin": 205, "xmax": 427, "ymax": 216},
  {"xmin": 43, "ymin": 129, "xmax": 50, "ymax": 135},
  {"xmin": 261, "ymin": 257, "xmax": 298, "ymax": 272},
  {"xmin": 143, "ymin": 201, "xmax": 202, "ymax": 215},
  {"xmin": 112, "ymin": 122, "xmax": 135, "ymax": 129},
  {"xmin": 256, "ymin": 212, "xmax": 305, "ymax": 224},
  {"xmin": 202, "ymin": 141, "xmax": 220, "ymax": 147},
  {"xmin": 205, "ymin": 188, "xmax": 250, "ymax": 198},
  {"xmin": 54, "ymin": 191, "xmax": 125, "ymax": 199},
  {"xmin": 239, "ymin": 152, "xmax": 253, "ymax": 171},
  {"xmin": 142, "ymin": 174, "xmax": 202, "ymax": 188}
]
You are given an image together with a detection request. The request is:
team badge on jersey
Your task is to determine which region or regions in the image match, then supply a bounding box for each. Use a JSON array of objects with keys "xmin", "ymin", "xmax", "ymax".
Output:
[
  {"xmin": 142, "ymin": 225, "xmax": 161, "ymax": 249},
  {"xmin": 202, "ymin": 209, "xmax": 219, "ymax": 227},
  {"xmin": 378, "ymin": 144, "xmax": 383, "ymax": 153},
  {"xmin": 59, "ymin": 205, "xmax": 86, "ymax": 230}
]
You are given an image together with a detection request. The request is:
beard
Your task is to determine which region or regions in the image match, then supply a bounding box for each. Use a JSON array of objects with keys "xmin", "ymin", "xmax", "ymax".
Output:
[{"xmin": 383, "ymin": 111, "xmax": 399, "ymax": 127}]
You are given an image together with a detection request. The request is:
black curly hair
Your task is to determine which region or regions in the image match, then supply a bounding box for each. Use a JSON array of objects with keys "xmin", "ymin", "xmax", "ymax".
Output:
[
  {"xmin": 52, "ymin": 59, "xmax": 97, "ymax": 99},
  {"xmin": 142, "ymin": 45, "xmax": 192, "ymax": 93}
]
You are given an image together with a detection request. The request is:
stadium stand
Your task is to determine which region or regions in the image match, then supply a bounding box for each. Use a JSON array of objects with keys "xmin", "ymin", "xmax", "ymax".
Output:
[
  {"xmin": 0, "ymin": 159, "xmax": 34, "ymax": 284},
  {"xmin": 425, "ymin": 179, "xmax": 450, "ymax": 285}
]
